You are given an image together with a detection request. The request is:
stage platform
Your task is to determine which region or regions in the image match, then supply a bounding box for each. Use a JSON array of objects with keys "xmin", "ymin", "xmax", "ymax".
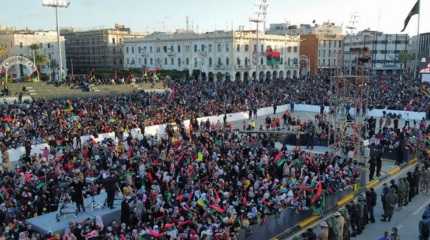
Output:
[{"xmin": 27, "ymin": 192, "xmax": 122, "ymax": 235}]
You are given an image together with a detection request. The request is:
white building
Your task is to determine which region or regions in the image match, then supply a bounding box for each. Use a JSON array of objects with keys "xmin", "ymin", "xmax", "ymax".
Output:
[
  {"xmin": 343, "ymin": 30, "xmax": 409, "ymax": 75},
  {"xmin": 0, "ymin": 30, "xmax": 66, "ymax": 79},
  {"xmin": 123, "ymin": 30, "xmax": 300, "ymax": 81}
]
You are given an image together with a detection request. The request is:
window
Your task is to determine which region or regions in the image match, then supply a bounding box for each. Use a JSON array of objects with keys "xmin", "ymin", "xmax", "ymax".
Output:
[
  {"xmin": 288, "ymin": 58, "xmax": 291, "ymax": 66},
  {"xmin": 254, "ymin": 44, "xmax": 257, "ymax": 52},
  {"xmin": 126, "ymin": 47, "xmax": 129, "ymax": 54},
  {"xmin": 209, "ymin": 57, "xmax": 213, "ymax": 67},
  {"xmin": 170, "ymin": 46, "xmax": 174, "ymax": 52},
  {"xmin": 131, "ymin": 47, "xmax": 135, "ymax": 54},
  {"xmin": 245, "ymin": 44, "xmax": 249, "ymax": 52},
  {"xmin": 218, "ymin": 58, "xmax": 222, "ymax": 65},
  {"xmin": 237, "ymin": 58, "xmax": 241, "ymax": 65},
  {"xmin": 144, "ymin": 58, "xmax": 147, "ymax": 65},
  {"xmin": 47, "ymin": 43, "xmax": 51, "ymax": 49},
  {"xmin": 177, "ymin": 45, "xmax": 181, "ymax": 53},
  {"xmin": 178, "ymin": 58, "xmax": 181, "ymax": 66},
  {"xmin": 293, "ymin": 47, "xmax": 298, "ymax": 53},
  {"xmin": 126, "ymin": 58, "xmax": 129, "ymax": 64},
  {"xmin": 236, "ymin": 44, "xmax": 240, "ymax": 52},
  {"xmin": 138, "ymin": 58, "xmax": 141, "ymax": 64},
  {"xmin": 208, "ymin": 44, "xmax": 212, "ymax": 52},
  {"xmin": 261, "ymin": 45, "xmax": 264, "ymax": 52},
  {"xmin": 194, "ymin": 58, "xmax": 198, "ymax": 68},
  {"xmin": 163, "ymin": 46, "xmax": 167, "ymax": 53},
  {"xmin": 186, "ymin": 58, "xmax": 189, "ymax": 65},
  {"xmin": 156, "ymin": 47, "xmax": 160, "ymax": 53},
  {"xmin": 112, "ymin": 38, "xmax": 116, "ymax": 44},
  {"xmin": 19, "ymin": 42, "xmax": 23, "ymax": 48},
  {"xmin": 164, "ymin": 58, "xmax": 168, "ymax": 65},
  {"xmin": 194, "ymin": 45, "xmax": 198, "ymax": 52},
  {"xmin": 226, "ymin": 57, "xmax": 230, "ymax": 66},
  {"xmin": 150, "ymin": 58, "xmax": 153, "ymax": 65},
  {"xmin": 261, "ymin": 58, "xmax": 264, "ymax": 65},
  {"xmin": 245, "ymin": 57, "xmax": 249, "ymax": 66},
  {"xmin": 150, "ymin": 46, "xmax": 153, "ymax": 53},
  {"xmin": 171, "ymin": 58, "xmax": 174, "ymax": 65},
  {"xmin": 329, "ymin": 41, "xmax": 332, "ymax": 48},
  {"xmin": 225, "ymin": 44, "xmax": 229, "ymax": 52},
  {"xmin": 138, "ymin": 47, "xmax": 141, "ymax": 53},
  {"xmin": 201, "ymin": 44, "xmax": 205, "ymax": 51},
  {"xmin": 217, "ymin": 43, "xmax": 221, "ymax": 52}
]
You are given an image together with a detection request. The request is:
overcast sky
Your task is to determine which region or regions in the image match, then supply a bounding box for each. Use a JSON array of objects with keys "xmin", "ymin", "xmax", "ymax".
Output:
[{"xmin": 1, "ymin": 0, "xmax": 428, "ymax": 36}]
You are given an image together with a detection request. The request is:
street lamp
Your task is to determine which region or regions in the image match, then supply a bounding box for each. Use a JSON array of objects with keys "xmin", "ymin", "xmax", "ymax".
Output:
[{"xmin": 42, "ymin": 0, "xmax": 70, "ymax": 83}]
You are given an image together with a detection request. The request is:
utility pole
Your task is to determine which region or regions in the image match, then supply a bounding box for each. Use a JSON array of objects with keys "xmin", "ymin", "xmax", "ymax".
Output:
[{"xmin": 42, "ymin": 0, "xmax": 70, "ymax": 83}]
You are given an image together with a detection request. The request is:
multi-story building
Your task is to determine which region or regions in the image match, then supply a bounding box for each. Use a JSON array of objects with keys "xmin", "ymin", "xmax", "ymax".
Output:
[
  {"xmin": 269, "ymin": 22, "xmax": 343, "ymax": 77},
  {"xmin": 313, "ymin": 23, "xmax": 344, "ymax": 76},
  {"xmin": 409, "ymin": 32, "xmax": 430, "ymax": 67},
  {"xmin": 123, "ymin": 30, "xmax": 300, "ymax": 81},
  {"xmin": 343, "ymin": 30, "xmax": 409, "ymax": 75},
  {"xmin": 267, "ymin": 23, "xmax": 314, "ymax": 36},
  {"xmin": 63, "ymin": 24, "xmax": 145, "ymax": 74},
  {"xmin": 0, "ymin": 30, "xmax": 65, "ymax": 79}
]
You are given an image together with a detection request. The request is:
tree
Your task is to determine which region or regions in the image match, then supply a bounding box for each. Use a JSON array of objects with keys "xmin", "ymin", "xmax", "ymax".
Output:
[{"xmin": 399, "ymin": 50, "xmax": 415, "ymax": 72}]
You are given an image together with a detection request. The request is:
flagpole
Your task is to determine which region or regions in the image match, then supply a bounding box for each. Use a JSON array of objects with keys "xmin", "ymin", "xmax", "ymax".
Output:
[{"xmin": 415, "ymin": 0, "xmax": 421, "ymax": 80}]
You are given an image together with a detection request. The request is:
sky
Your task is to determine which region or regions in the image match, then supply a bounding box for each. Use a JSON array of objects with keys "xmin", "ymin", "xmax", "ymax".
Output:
[{"xmin": 1, "ymin": 0, "xmax": 428, "ymax": 36}]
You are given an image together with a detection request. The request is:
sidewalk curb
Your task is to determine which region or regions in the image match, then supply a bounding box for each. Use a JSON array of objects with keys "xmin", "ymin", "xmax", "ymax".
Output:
[
  {"xmin": 388, "ymin": 166, "xmax": 401, "ymax": 176},
  {"xmin": 366, "ymin": 179, "xmax": 379, "ymax": 189},
  {"xmin": 298, "ymin": 215, "xmax": 320, "ymax": 229},
  {"xmin": 336, "ymin": 193, "xmax": 355, "ymax": 207}
]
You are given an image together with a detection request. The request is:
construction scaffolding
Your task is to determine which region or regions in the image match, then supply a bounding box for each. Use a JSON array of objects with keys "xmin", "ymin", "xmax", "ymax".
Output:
[{"xmin": 329, "ymin": 47, "xmax": 371, "ymax": 162}]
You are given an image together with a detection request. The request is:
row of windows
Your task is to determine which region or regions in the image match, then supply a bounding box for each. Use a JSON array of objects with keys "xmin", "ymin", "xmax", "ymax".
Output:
[
  {"xmin": 126, "ymin": 57, "xmax": 299, "ymax": 67},
  {"xmin": 319, "ymin": 49, "xmax": 343, "ymax": 57},
  {"xmin": 125, "ymin": 44, "xmax": 299, "ymax": 55},
  {"xmin": 344, "ymin": 40, "xmax": 408, "ymax": 46},
  {"xmin": 319, "ymin": 58, "xmax": 338, "ymax": 66},
  {"xmin": 319, "ymin": 40, "xmax": 342, "ymax": 48},
  {"xmin": 18, "ymin": 42, "xmax": 52, "ymax": 49}
]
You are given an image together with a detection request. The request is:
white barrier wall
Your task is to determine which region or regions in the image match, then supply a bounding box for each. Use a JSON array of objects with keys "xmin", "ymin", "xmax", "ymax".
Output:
[{"xmin": 5, "ymin": 103, "xmax": 426, "ymax": 164}]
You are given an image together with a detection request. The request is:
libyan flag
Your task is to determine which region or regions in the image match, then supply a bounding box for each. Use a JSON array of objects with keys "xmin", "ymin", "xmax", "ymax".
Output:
[{"xmin": 401, "ymin": 0, "xmax": 419, "ymax": 32}]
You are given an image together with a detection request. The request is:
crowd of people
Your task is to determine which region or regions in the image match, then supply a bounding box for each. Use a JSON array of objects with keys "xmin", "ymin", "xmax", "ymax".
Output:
[
  {"xmin": 0, "ymin": 116, "xmax": 362, "ymax": 239},
  {"xmin": 294, "ymin": 164, "xmax": 429, "ymax": 240},
  {"xmin": 1, "ymin": 75, "xmax": 430, "ymax": 150},
  {"xmin": 0, "ymin": 74, "xmax": 429, "ymax": 239}
]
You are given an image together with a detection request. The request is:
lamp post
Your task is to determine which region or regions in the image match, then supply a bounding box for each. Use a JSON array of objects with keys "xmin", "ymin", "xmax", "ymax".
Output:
[{"xmin": 42, "ymin": 0, "xmax": 70, "ymax": 83}]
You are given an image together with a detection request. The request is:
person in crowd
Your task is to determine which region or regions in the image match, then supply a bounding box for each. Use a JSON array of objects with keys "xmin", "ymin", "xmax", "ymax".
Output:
[
  {"xmin": 71, "ymin": 175, "xmax": 85, "ymax": 215},
  {"xmin": 366, "ymin": 188, "xmax": 377, "ymax": 223},
  {"xmin": 420, "ymin": 209, "xmax": 430, "ymax": 240}
]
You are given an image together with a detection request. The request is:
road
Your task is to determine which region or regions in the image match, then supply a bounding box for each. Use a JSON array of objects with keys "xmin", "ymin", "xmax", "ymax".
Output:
[{"xmin": 354, "ymin": 166, "xmax": 427, "ymax": 240}]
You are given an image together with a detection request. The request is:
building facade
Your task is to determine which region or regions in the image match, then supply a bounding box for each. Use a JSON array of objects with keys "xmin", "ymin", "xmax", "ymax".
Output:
[
  {"xmin": 0, "ymin": 30, "xmax": 65, "ymax": 79},
  {"xmin": 63, "ymin": 24, "xmax": 145, "ymax": 74},
  {"xmin": 123, "ymin": 30, "xmax": 300, "ymax": 81},
  {"xmin": 409, "ymin": 32, "xmax": 430, "ymax": 69},
  {"xmin": 313, "ymin": 23, "xmax": 344, "ymax": 76},
  {"xmin": 268, "ymin": 22, "xmax": 343, "ymax": 77},
  {"xmin": 343, "ymin": 30, "xmax": 409, "ymax": 75}
]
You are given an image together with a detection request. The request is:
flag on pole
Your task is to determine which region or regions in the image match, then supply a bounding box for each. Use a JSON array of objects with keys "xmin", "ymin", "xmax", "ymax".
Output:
[{"xmin": 401, "ymin": 0, "xmax": 420, "ymax": 32}]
